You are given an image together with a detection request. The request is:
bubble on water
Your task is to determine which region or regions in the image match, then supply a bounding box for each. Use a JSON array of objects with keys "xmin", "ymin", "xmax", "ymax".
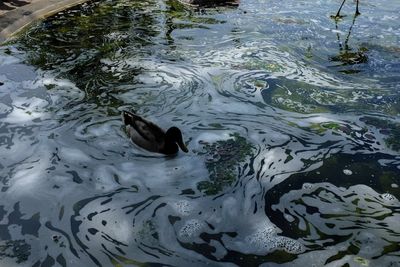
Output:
[
  {"xmin": 343, "ymin": 169, "xmax": 353, "ymax": 175},
  {"xmin": 275, "ymin": 236, "xmax": 305, "ymax": 254},
  {"xmin": 381, "ymin": 193, "xmax": 397, "ymax": 202},
  {"xmin": 391, "ymin": 183, "xmax": 399, "ymax": 188},
  {"xmin": 245, "ymin": 225, "xmax": 304, "ymax": 254},
  {"xmin": 172, "ymin": 200, "xmax": 193, "ymax": 216},
  {"xmin": 137, "ymin": 220, "xmax": 159, "ymax": 246},
  {"xmin": 195, "ymin": 131, "xmax": 233, "ymax": 145},
  {"xmin": 284, "ymin": 214, "xmax": 295, "ymax": 222},
  {"xmin": 245, "ymin": 225, "xmax": 277, "ymax": 249},
  {"xmin": 302, "ymin": 183, "xmax": 313, "ymax": 190},
  {"xmin": 178, "ymin": 219, "xmax": 205, "ymax": 239},
  {"xmin": 105, "ymin": 31, "xmax": 129, "ymax": 41}
]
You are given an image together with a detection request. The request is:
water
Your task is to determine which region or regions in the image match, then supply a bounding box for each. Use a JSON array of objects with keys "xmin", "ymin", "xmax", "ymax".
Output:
[{"xmin": 1, "ymin": 0, "xmax": 400, "ymax": 266}]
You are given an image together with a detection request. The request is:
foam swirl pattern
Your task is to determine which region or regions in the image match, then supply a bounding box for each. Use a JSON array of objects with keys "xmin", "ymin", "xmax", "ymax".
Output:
[{"xmin": 0, "ymin": 0, "xmax": 399, "ymax": 266}]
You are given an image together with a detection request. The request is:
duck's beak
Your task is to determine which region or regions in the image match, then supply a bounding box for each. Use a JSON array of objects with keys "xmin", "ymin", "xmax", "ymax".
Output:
[
  {"xmin": 178, "ymin": 140, "xmax": 189, "ymax": 153},
  {"xmin": 122, "ymin": 111, "xmax": 132, "ymax": 126}
]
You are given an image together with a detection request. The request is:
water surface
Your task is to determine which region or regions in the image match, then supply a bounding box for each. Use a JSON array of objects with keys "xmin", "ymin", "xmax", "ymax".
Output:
[{"xmin": 1, "ymin": 0, "xmax": 400, "ymax": 266}]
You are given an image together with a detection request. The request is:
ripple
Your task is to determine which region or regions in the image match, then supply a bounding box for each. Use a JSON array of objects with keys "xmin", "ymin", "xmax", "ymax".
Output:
[
  {"xmin": 271, "ymin": 183, "xmax": 400, "ymax": 261},
  {"xmin": 1, "ymin": 0, "xmax": 400, "ymax": 265}
]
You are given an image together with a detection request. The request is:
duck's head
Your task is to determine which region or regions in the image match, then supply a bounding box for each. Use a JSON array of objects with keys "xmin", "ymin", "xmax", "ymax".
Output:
[
  {"xmin": 166, "ymin": 127, "xmax": 189, "ymax": 153},
  {"xmin": 122, "ymin": 110, "xmax": 134, "ymax": 126}
]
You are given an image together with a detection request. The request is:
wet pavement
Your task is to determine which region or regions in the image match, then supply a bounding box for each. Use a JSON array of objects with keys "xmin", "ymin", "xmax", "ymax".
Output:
[
  {"xmin": 0, "ymin": 0, "xmax": 88, "ymax": 43},
  {"xmin": 0, "ymin": 0, "xmax": 33, "ymax": 16}
]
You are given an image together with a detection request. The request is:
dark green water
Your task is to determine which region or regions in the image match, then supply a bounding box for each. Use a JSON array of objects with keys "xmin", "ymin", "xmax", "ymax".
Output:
[{"xmin": 0, "ymin": 0, "xmax": 399, "ymax": 266}]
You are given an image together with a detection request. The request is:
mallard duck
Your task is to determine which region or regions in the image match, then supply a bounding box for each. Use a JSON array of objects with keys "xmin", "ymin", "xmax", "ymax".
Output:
[{"xmin": 122, "ymin": 110, "xmax": 188, "ymax": 155}]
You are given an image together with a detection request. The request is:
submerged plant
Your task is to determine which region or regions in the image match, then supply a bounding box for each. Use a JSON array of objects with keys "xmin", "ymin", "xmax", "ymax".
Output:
[
  {"xmin": 196, "ymin": 133, "xmax": 254, "ymax": 195},
  {"xmin": 0, "ymin": 240, "xmax": 31, "ymax": 264},
  {"xmin": 361, "ymin": 116, "xmax": 400, "ymax": 151}
]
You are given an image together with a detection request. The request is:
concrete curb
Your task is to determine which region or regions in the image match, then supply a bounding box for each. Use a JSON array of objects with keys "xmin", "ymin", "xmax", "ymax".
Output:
[
  {"xmin": 0, "ymin": 0, "xmax": 89, "ymax": 44},
  {"xmin": 178, "ymin": 0, "xmax": 239, "ymax": 7}
]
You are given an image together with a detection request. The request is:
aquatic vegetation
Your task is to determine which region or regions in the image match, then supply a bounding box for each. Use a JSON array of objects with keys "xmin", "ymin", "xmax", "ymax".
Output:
[
  {"xmin": 0, "ymin": 240, "xmax": 30, "ymax": 264},
  {"xmin": 259, "ymin": 77, "xmax": 400, "ymax": 115},
  {"xmin": 260, "ymin": 79, "xmax": 332, "ymax": 113},
  {"xmin": 238, "ymin": 59, "xmax": 285, "ymax": 73},
  {"xmin": 308, "ymin": 121, "xmax": 343, "ymax": 134},
  {"xmin": 196, "ymin": 133, "xmax": 254, "ymax": 195},
  {"xmin": 361, "ymin": 116, "xmax": 400, "ymax": 151},
  {"xmin": 306, "ymin": 121, "xmax": 369, "ymax": 142}
]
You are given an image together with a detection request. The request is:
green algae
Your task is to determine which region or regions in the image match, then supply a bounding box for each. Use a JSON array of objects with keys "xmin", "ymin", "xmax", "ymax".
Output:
[
  {"xmin": 249, "ymin": 76, "xmax": 400, "ymax": 115},
  {"xmin": 240, "ymin": 59, "xmax": 284, "ymax": 73},
  {"xmin": 0, "ymin": 240, "xmax": 31, "ymax": 264},
  {"xmin": 260, "ymin": 79, "xmax": 332, "ymax": 114},
  {"xmin": 308, "ymin": 122, "xmax": 343, "ymax": 134},
  {"xmin": 361, "ymin": 116, "xmax": 400, "ymax": 151},
  {"xmin": 196, "ymin": 133, "xmax": 254, "ymax": 195},
  {"xmin": 306, "ymin": 121, "xmax": 366, "ymax": 140},
  {"xmin": 330, "ymin": 46, "xmax": 369, "ymax": 66}
]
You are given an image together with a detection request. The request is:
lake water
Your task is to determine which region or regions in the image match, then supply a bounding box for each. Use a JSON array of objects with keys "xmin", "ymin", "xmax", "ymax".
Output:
[{"xmin": 1, "ymin": 0, "xmax": 400, "ymax": 266}]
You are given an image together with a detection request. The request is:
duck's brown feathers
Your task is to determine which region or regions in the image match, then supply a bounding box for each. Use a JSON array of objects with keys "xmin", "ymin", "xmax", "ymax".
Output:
[{"xmin": 123, "ymin": 110, "xmax": 188, "ymax": 155}]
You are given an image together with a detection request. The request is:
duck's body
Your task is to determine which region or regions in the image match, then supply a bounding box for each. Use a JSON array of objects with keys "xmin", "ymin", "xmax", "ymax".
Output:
[{"xmin": 123, "ymin": 110, "xmax": 188, "ymax": 155}]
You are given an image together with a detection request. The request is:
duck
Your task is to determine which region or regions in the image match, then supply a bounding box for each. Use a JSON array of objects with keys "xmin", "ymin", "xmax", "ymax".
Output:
[{"xmin": 122, "ymin": 110, "xmax": 189, "ymax": 155}]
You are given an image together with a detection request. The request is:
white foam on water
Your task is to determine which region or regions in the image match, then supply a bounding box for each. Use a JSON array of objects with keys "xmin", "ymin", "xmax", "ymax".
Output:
[
  {"xmin": 0, "ymin": 63, "xmax": 36, "ymax": 81},
  {"xmin": 3, "ymin": 97, "xmax": 49, "ymax": 124},
  {"xmin": 222, "ymin": 196, "xmax": 240, "ymax": 219},
  {"xmin": 381, "ymin": 193, "xmax": 397, "ymax": 203},
  {"xmin": 302, "ymin": 183, "xmax": 314, "ymax": 190},
  {"xmin": 178, "ymin": 219, "xmax": 205, "ymax": 239},
  {"xmin": 93, "ymin": 165, "xmax": 122, "ymax": 191},
  {"xmin": 0, "ymin": 103, "xmax": 11, "ymax": 114},
  {"xmin": 171, "ymin": 200, "xmax": 194, "ymax": 216},
  {"xmin": 6, "ymin": 151, "xmax": 53, "ymax": 198},
  {"xmin": 106, "ymin": 218, "xmax": 133, "ymax": 244},
  {"xmin": 194, "ymin": 131, "xmax": 233, "ymax": 145},
  {"xmin": 343, "ymin": 169, "xmax": 353, "ymax": 175},
  {"xmin": 244, "ymin": 223, "xmax": 305, "ymax": 254},
  {"xmin": 10, "ymin": 166, "xmax": 44, "ymax": 195},
  {"xmin": 59, "ymin": 147, "xmax": 92, "ymax": 163},
  {"xmin": 284, "ymin": 214, "xmax": 295, "ymax": 222},
  {"xmin": 1, "ymin": 0, "xmax": 400, "ymax": 265},
  {"xmin": 0, "ymin": 51, "xmax": 21, "ymax": 65}
]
